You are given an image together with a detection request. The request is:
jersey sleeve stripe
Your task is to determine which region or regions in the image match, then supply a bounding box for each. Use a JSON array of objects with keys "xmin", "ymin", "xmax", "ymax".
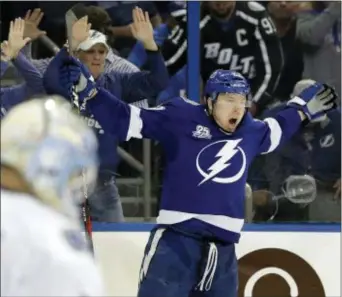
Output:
[
  {"xmin": 236, "ymin": 10, "xmax": 258, "ymax": 25},
  {"xmin": 170, "ymin": 9, "xmax": 187, "ymax": 18},
  {"xmin": 252, "ymin": 28, "xmax": 272, "ymax": 102},
  {"xmin": 236, "ymin": 10, "xmax": 272, "ymax": 103},
  {"xmin": 164, "ymin": 15, "xmax": 211, "ymax": 67},
  {"xmin": 131, "ymin": 99, "xmax": 149, "ymax": 108},
  {"xmin": 260, "ymin": 117, "xmax": 282, "ymax": 154},
  {"xmin": 165, "ymin": 41, "xmax": 188, "ymax": 66},
  {"xmin": 287, "ymin": 96, "xmax": 306, "ymax": 106},
  {"xmin": 126, "ymin": 105, "xmax": 143, "ymax": 141}
]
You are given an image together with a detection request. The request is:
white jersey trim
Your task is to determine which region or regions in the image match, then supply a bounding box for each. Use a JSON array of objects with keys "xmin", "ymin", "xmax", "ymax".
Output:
[
  {"xmin": 252, "ymin": 28, "xmax": 272, "ymax": 102},
  {"xmin": 236, "ymin": 10, "xmax": 272, "ymax": 103},
  {"xmin": 170, "ymin": 9, "xmax": 187, "ymax": 18},
  {"xmin": 288, "ymin": 96, "xmax": 306, "ymax": 106},
  {"xmin": 260, "ymin": 117, "xmax": 282, "ymax": 154},
  {"xmin": 157, "ymin": 209, "xmax": 244, "ymax": 234},
  {"xmin": 165, "ymin": 40, "xmax": 187, "ymax": 67},
  {"xmin": 126, "ymin": 105, "xmax": 143, "ymax": 141},
  {"xmin": 165, "ymin": 15, "xmax": 211, "ymax": 67},
  {"xmin": 236, "ymin": 10, "xmax": 258, "ymax": 25}
]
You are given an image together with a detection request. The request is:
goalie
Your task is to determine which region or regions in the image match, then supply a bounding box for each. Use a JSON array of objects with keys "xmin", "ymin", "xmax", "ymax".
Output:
[
  {"xmin": 43, "ymin": 40, "xmax": 337, "ymax": 297},
  {"xmin": 1, "ymin": 97, "xmax": 105, "ymax": 296}
]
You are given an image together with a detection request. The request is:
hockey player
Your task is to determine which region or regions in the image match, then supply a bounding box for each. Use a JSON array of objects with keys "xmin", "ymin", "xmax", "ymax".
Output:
[
  {"xmin": 44, "ymin": 57, "xmax": 337, "ymax": 296},
  {"xmin": 1, "ymin": 96, "xmax": 105, "ymax": 296}
]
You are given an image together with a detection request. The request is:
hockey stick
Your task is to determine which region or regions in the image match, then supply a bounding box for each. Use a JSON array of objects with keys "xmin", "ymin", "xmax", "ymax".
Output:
[{"xmin": 65, "ymin": 5, "xmax": 94, "ymax": 253}]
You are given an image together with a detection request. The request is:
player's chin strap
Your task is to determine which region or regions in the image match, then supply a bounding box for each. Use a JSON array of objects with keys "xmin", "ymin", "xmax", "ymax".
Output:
[{"xmin": 195, "ymin": 243, "xmax": 218, "ymax": 291}]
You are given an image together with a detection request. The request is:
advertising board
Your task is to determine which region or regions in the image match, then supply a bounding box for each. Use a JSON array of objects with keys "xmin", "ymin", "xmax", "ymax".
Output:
[{"xmin": 92, "ymin": 223, "xmax": 340, "ymax": 297}]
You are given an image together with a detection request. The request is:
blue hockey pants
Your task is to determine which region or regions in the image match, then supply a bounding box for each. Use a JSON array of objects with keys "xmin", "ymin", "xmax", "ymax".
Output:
[{"xmin": 138, "ymin": 226, "xmax": 238, "ymax": 297}]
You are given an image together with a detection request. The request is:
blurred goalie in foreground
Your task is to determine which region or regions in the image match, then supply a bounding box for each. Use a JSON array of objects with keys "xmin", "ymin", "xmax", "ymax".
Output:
[
  {"xmin": 43, "ymin": 18, "xmax": 338, "ymax": 297},
  {"xmin": 0, "ymin": 96, "xmax": 105, "ymax": 296}
]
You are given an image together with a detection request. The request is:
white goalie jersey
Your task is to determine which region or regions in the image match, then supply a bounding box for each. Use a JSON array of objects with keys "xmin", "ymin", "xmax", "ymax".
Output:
[{"xmin": 1, "ymin": 190, "xmax": 105, "ymax": 296}]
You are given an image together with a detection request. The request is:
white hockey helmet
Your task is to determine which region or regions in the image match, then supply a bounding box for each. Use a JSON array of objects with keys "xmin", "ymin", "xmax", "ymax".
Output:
[{"xmin": 1, "ymin": 96, "xmax": 99, "ymax": 218}]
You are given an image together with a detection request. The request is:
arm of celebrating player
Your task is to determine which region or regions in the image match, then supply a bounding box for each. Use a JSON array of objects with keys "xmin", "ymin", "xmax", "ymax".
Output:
[
  {"xmin": 249, "ymin": 10, "xmax": 284, "ymax": 115},
  {"xmin": 86, "ymin": 87, "xmax": 177, "ymax": 143},
  {"xmin": 257, "ymin": 82, "xmax": 337, "ymax": 154},
  {"xmin": 44, "ymin": 57, "xmax": 181, "ymax": 143}
]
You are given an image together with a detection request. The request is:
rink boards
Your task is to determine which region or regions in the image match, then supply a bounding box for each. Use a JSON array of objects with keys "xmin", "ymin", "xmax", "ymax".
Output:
[{"xmin": 92, "ymin": 223, "xmax": 340, "ymax": 297}]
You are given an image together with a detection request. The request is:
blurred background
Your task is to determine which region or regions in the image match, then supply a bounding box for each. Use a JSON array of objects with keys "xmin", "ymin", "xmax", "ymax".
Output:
[{"xmin": 0, "ymin": 1, "xmax": 340, "ymax": 224}]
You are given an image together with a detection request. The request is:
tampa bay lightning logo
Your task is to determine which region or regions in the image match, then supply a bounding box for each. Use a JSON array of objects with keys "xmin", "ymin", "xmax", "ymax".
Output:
[{"xmin": 196, "ymin": 139, "xmax": 247, "ymax": 186}]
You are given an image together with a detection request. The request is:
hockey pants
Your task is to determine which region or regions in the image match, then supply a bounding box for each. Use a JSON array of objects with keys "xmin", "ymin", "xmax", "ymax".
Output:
[{"xmin": 137, "ymin": 226, "xmax": 238, "ymax": 297}]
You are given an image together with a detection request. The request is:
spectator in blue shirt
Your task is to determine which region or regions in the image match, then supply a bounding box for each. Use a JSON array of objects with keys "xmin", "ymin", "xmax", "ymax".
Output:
[
  {"xmin": 20, "ymin": 8, "xmax": 139, "ymax": 76},
  {"xmin": 127, "ymin": 2, "xmax": 186, "ymax": 68},
  {"xmin": 308, "ymin": 105, "xmax": 341, "ymax": 222},
  {"xmin": 97, "ymin": 1, "xmax": 162, "ymax": 57},
  {"xmin": 249, "ymin": 79, "xmax": 340, "ymax": 222},
  {"xmin": 1, "ymin": 18, "xmax": 45, "ymax": 117}
]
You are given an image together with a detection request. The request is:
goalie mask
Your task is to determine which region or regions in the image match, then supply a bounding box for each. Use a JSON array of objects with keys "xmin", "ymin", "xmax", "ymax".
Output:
[{"xmin": 1, "ymin": 96, "xmax": 99, "ymax": 219}]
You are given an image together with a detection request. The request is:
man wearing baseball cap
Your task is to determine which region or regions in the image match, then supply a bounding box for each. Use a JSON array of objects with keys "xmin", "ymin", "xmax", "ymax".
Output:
[{"xmin": 75, "ymin": 29, "xmax": 111, "ymax": 80}]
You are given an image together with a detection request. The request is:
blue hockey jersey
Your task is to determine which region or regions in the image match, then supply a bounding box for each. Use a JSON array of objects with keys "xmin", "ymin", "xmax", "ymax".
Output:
[{"xmin": 87, "ymin": 89, "xmax": 303, "ymax": 242}]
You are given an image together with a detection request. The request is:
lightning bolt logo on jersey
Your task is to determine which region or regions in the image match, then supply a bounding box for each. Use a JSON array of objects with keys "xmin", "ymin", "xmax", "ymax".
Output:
[{"xmin": 196, "ymin": 139, "xmax": 247, "ymax": 185}]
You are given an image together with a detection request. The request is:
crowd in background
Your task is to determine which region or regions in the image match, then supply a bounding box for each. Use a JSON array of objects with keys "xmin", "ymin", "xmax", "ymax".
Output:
[{"xmin": 0, "ymin": 1, "xmax": 341, "ymax": 223}]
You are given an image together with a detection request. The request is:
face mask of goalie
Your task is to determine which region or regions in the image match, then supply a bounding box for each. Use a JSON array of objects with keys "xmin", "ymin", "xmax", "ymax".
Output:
[{"xmin": 0, "ymin": 96, "xmax": 99, "ymax": 222}]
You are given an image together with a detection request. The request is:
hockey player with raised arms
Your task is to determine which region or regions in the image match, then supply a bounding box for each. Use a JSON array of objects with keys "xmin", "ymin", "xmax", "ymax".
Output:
[
  {"xmin": 1, "ymin": 97, "xmax": 105, "ymax": 296},
  {"xmin": 44, "ymin": 54, "xmax": 337, "ymax": 295}
]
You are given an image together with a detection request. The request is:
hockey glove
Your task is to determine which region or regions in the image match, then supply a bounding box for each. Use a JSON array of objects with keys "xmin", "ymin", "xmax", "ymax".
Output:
[
  {"xmin": 60, "ymin": 58, "xmax": 98, "ymax": 110},
  {"xmin": 59, "ymin": 63, "xmax": 81, "ymax": 97},
  {"xmin": 287, "ymin": 82, "xmax": 337, "ymax": 121}
]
